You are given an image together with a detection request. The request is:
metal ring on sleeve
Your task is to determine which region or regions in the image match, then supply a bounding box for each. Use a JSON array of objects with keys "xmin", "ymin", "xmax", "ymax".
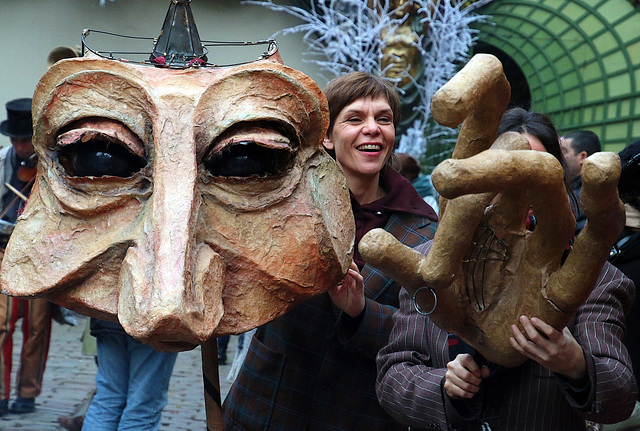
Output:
[{"xmin": 412, "ymin": 286, "xmax": 437, "ymax": 316}]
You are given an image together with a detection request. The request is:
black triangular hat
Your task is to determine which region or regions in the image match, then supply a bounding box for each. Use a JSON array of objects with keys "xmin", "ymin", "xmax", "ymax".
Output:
[{"xmin": 150, "ymin": 0, "xmax": 208, "ymax": 67}]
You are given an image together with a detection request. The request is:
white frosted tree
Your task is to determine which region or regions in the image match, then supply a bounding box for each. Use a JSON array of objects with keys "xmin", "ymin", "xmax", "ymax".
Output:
[
  {"xmin": 398, "ymin": 0, "xmax": 494, "ymax": 168},
  {"xmin": 242, "ymin": 0, "xmax": 405, "ymax": 80},
  {"xmin": 243, "ymin": 0, "xmax": 494, "ymax": 169}
]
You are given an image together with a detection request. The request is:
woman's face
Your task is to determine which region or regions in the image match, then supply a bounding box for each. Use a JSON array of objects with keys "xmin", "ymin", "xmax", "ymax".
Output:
[
  {"xmin": 325, "ymin": 95, "xmax": 395, "ymax": 181},
  {"xmin": 523, "ymin": 133, "xmax": 546, "ymax": 152}
]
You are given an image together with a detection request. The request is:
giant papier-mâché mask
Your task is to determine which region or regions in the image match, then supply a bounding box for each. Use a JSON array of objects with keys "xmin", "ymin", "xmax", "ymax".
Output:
[{"xmin": 0, "ymin": 3, "xmax": 354, "ymax": 351}]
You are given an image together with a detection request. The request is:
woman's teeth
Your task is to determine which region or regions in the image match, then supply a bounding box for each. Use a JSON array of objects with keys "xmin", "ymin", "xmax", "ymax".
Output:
[{"xmin": 358, "ymin": 144, "xmax": 382, "ymax": 152}]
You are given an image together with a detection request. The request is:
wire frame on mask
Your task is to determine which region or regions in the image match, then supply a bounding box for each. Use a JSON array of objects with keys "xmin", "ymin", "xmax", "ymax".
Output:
[
  {"xmin": 80, "ymin": 0, "xmax": 278, "ymax": 69},
  {"xmin": 81, "ymin": 29, "xmax": 279, "ymax": 69}
]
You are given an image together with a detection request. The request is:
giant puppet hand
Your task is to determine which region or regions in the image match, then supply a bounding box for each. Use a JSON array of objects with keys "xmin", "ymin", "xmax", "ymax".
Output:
[
  {"xmin": 0, "ymin": 53, "xmax": 354, "ymax": 352},
  {"xmin": 360, "ymin": 54, "xmax": 624, "ymax": 367}
]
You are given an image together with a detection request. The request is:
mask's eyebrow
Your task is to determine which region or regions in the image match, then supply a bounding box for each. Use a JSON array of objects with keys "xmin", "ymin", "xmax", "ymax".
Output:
[
  {"xmin": 193, "ymin": 68, "xmax": 327, "ymax": 157},
  {"xmin": 36, "ymin": 71, "xmax": 153, "ymax": 150}
]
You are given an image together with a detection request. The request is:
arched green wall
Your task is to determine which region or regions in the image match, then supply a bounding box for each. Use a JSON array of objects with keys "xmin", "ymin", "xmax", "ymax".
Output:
[{"xmin": 475, "ymin": 0, "xmax": 640, "ymax": 151}]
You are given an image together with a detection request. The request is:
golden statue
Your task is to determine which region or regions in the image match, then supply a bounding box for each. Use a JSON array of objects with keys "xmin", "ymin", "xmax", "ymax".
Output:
[{"xmin": 380, "ymin": 0, "xmax": 425, "ymax": 137}]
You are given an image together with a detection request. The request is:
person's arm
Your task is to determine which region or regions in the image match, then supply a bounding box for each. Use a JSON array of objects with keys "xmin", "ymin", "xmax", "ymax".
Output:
[
  {"xmin": 509, "ymin": 317, "xmax": 592, "ymax": 405},
  {"xmin": 444, "ymin": 354, "xmax": 490, "ymax": 400},
  {"xmin": 509, "ymin": 317, "xmax": 587, "ymax": 383},
  {"xmin": 573, "ymin": 263, "xmax": 637, "ymax": 422},
  {"xmin": 510, "ymin": 263, "xmax": 637, "ymax": 422},
  {"xmin": 376, "ymin": 287, "xmax": 482, "ymax": 429},
  {"xmin": 328, "ymin": 260, "xmax": 365, "ymax": 318},
  {"xmin": 331, "ymin": 216, "xmax": 437, "ymax": 357}
]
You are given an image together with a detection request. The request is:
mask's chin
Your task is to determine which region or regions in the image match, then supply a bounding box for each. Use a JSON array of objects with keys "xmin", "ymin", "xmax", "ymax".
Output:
[{"xmin": 146, "ymin": 339, "xmax": 200, "ymax": 353}]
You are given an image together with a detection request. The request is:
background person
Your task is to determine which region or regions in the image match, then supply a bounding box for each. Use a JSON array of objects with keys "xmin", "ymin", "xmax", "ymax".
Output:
[
  {"xmin": 0, "ymin": 98, "xmax": 53, "ymax": 415},
  {"xmin": 81, "ymin": 318, "xmax": 178, "ymax": 431},
  {"xmin": 602, "ymin": 139, "xmax": 640, "ymax": 431},
  {"xmin": 396, "ymin": 152, "xmax": 439, "ymax": 214},
  {"xmin": 222, "ymin": 71, "xmax": 437, "ymax": 431},
  {"xmin": 560, "ymin": 130, "xmax": 601, "ymax": 236}
]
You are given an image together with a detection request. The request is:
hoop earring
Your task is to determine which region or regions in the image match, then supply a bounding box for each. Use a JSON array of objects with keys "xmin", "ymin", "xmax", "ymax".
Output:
[{"xmin": 412, "ymin": 287, "xmax": 437, "ymax": 316}]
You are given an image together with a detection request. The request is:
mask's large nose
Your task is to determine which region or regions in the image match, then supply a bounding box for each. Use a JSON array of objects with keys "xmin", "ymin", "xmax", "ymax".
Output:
[{"xmin": 117, "ymin": 103, "xmax": 224, "ymax": 350}]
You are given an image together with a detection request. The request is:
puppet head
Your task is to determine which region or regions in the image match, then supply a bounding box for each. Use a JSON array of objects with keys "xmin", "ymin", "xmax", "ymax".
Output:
[{"xmin": 0, "ymin": 2, "xmax": 354, "ymax": 351}]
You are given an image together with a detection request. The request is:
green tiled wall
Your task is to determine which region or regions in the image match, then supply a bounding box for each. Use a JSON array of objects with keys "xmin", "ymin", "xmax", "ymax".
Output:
[{"xmin": 474, "ymin": 0, "xmax": 639, "ymax": 150}]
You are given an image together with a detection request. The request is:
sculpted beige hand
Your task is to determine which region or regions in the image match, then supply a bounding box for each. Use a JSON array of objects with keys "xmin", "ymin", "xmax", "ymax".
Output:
[
  {"xmin": 0, "ymin": 55, "xmax": 355, "ymax": 351},
  {"xmin": 360, "ymin": 54, "xmax": 624, "ymax": 367}
]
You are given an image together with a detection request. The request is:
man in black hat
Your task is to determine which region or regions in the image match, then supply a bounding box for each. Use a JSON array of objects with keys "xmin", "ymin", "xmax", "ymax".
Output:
[
  {"xmin": 0, "ymin": 98, "xmax": 52, "ymax": 415},
  {"xmin": 0, "ymin": 98, "xmax": 36, "ymax": 230}
]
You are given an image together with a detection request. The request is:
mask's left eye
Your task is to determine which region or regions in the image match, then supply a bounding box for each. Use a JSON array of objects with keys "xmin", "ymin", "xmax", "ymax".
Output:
[{"xmin": 57, "ymin": 122, "xmax": 147, "ymax": 178}]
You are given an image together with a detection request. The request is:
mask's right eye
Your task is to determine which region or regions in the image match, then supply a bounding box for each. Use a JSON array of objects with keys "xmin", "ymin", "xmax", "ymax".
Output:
[
  {"xmin": 203, "ymin": 122, "xmax": 296, "ymax": 179},
  {"xmin": 56, "ymin": 119, "xmax": 147, "ymax": 178},
  {"xmin": 204, "ymin": 140, "xmax": 293, "ymax": 178}
]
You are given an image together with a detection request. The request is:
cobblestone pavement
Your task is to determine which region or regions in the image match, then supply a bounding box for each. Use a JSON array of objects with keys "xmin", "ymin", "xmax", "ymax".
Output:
[{"xmin": 0, "ymin": 316, "xmax": 237, "ymax": 431}]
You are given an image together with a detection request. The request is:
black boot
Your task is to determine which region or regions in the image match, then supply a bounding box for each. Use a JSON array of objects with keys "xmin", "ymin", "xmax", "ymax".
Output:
[
  {"xmin": 10, "ymin": 397, "xmax": 35, "ymax": 413},
  {"xmin": 217, "ymin": 335, "xmax": 230, "ymax": 365}
]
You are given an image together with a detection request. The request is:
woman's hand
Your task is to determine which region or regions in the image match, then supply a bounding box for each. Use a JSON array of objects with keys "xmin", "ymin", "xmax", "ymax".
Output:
[
  {"xmin": 444, "ymin": 354, "xmax": 490, "ymax": 399},
  {"xmin": 509, "ymin": 315, "xmax": 587, "ymax": 383},
  {"xmin": 328, "ymin": 261, "xmax": 365, "ymax": 318}
]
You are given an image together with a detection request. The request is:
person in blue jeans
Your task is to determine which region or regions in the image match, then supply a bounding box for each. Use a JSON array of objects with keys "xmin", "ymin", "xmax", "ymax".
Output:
[{"xmin": 81, "ymin": 319, "xmax": 178, "ymax": 431}]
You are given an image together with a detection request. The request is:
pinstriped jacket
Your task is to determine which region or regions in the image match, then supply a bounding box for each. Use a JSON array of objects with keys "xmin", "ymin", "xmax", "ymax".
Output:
[
  {"xmin": 376, "ymin": 244, "xmax": 637, "ymax": 431},
  {"xmin": 222, "ymin": 210, "xmax": 437, "ymax": 431}
]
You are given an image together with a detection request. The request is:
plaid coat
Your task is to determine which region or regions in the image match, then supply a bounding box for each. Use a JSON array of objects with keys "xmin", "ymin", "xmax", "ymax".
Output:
[
  {"xmin": 377, "ymin": 247, "xmax": 637, "ymax": 431},
  {"xmin": 222, "ymin": 211, "xmax": 437, "ymax": 431}
]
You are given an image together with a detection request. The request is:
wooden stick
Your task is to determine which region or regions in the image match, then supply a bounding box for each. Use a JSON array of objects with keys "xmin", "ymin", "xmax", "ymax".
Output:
[
  {"xmin": 0, "ymin": 177, "xmax": 34, "ymax": 220},
  {"xmin": 201, "ymin": 338, "xmax": 224, "ymax": 430},
  {"xmin": 4, "ymin": 183, "xmax": 28, "ymax": 201}
]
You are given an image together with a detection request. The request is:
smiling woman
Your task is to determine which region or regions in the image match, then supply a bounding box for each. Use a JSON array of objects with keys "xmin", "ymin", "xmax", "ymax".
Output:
[
  {"xmin": 322, "ymin": 72, "xmax": 400, "ymax": 204},
  {"xmin": 222, "ymin": 71, "xmax": 439, "ymax": 431}
]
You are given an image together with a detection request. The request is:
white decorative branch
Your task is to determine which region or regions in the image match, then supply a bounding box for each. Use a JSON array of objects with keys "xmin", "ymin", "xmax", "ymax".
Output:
[
  {"xmin": 398, "ymin": 0, "xmax": 493, "ymax": 167},
  {"xmin": 243, "ymin": 0, "xmax": 408, "ymax": 81},
  {"xmin": 244, "ymin": 0, "xmax": 494, "ymax": 168}
]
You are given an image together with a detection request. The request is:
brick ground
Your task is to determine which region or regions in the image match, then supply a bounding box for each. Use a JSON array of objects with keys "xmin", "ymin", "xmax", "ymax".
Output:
[{"xmin": 0, "ymin": 315, "xmax": 237, "ymax": 431}]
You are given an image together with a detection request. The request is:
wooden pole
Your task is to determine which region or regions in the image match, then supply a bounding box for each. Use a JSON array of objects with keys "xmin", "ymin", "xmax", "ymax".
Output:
[
  {"xmin": 4, "ymin": 183, "xmax": 28, "ymax": 201},
  {"xmin": 201, "ymin": 338, "xmax": 224, "ymax": 430}
]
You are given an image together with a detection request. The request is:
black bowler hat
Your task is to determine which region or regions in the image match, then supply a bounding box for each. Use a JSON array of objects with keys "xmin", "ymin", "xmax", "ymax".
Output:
[{"xmin": 0, "ymin": 98, "xmax": 33, "ymax": 138}]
